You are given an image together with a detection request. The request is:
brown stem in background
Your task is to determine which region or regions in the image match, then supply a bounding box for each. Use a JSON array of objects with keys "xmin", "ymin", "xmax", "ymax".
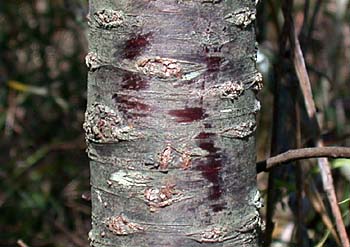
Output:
[
  {"xmin": 282, "ymin": 1, "xmax": 350, "ymax": 245},
  {"xmin": 257, "ymin": 146, "xmax": 350, "ymax": 173},
  {"xmin": 264, "ymin": 1, "xmax": 297, "ymax": 245},
  {"xmin": 266, "ymin": 0, "xmax": 281, "ymax": 36},
  {"xmin": 299, "ymin": 0, "xmax": 310, "ymax": 42},
  {"xmin": 306, "ymin": 0, "xmax": 323, "ymax": 50},
  {"xmin": 295, "ymin": 104, "xmax": 305, "ymax": 246},
  {"xmin": 264, "ymin": 1, "xmax": 298, "ymax": 244}
]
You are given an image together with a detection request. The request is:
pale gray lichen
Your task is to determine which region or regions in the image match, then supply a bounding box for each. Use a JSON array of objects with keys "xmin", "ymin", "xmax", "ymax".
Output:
[
  {"xmin": 204, "ymin": 81, "xmax": 244, "ymax": 100},
  {"xmin": 109, "ymin": 170, "xmax": 152, "ymax": 188},
  {"xmin": 83, "ymin": 103, "xmax": 140, "ymax": 143},
  {"xmin": 219, "ymin": 120, "xmax": 256, "ymax": 139},
  {"xmin": 225, "ymin": 7, "xmax": 256, "ymax": 28},
  {"xmin": 190, "ymin": 147, "xmax": 210, "ymax": 157}
]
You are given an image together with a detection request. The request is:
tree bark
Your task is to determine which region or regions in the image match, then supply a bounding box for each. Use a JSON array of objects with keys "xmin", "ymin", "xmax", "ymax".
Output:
[{"xmin": 85, "ymin": 1, "xmax": 262, "ymax": 246}]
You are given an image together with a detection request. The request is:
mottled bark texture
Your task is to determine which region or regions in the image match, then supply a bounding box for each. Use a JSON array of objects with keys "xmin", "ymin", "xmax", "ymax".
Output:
[{"xmin": 85, "ymin": 0, "xmax": 263, "ymax": 246}]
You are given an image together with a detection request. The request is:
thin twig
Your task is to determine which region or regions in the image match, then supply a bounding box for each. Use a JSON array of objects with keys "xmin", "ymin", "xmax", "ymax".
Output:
[{"xmin": 257, "ymin": 146, "xmax": 350, "ymax": 173}]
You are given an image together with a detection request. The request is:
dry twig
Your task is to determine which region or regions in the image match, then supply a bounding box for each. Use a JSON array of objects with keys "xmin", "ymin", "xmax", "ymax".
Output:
[{"xmin": 257, "ymin": 147, "xmax": 350, "ymax": 173}]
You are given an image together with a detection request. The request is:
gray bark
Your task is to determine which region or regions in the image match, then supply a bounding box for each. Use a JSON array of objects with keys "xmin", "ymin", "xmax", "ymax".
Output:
[{"xmin": 84, "ymin": 1, "xmax": 263, "ymax": 246}]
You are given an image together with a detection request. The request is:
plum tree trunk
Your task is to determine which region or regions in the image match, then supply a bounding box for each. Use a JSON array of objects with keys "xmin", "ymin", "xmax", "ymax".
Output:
[{"xmin": 84, "ymin": 1, "xmax": 263, "ymax": 246}]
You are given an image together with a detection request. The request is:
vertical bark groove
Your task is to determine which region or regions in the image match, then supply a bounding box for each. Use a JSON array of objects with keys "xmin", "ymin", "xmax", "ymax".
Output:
[{"xmin": 86, "ymin": 0, "xmax": 262, "ymax": 246}]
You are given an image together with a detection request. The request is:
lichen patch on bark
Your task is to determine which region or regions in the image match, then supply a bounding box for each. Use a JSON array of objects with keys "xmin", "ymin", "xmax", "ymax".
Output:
[{"xmin": 109, "ymin": 170, "xmax": 152, "ymax": 187}]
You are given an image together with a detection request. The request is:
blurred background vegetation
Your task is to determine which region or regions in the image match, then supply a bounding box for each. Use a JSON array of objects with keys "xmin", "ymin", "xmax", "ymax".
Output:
[{"xmin": 0, "ymin": 0, "xmax": 349, "ymax": 246}]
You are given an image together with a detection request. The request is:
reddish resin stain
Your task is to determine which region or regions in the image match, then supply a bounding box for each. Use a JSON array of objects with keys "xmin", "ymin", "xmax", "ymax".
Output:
[
  {"xmin": 195, "ymin": 132, "xmax": 223, "ymax": 202},
  {"xmin": 168, "ymin": 107, "xmax": 206, "ymax": 123},
  {"xmin": 113, "ymin": 74, "xmax": 152, "ymax": 118},
  {"xmin": 123, "ymin": 33, "xmax": 152, "ymax": 59},
  {"xmin": 113, "ymin": 94, "xmax": 151, "ymax": 118},
  {"xmin": 205, "ymin": 56, "xmax": 222, "ymax": 72},
  {"xmin": 121, "ymin": 74, "xmax": 149, "ymax": 91},
  {"xmin": 212, "ymin": 202, "xmax": 227, "ymax": 212}
]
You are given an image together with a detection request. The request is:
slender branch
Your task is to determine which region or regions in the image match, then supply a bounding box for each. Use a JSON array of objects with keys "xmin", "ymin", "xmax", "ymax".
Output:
[{"xmin": 257, "ymin": 146, "xmax": 350, "ymax": 173}]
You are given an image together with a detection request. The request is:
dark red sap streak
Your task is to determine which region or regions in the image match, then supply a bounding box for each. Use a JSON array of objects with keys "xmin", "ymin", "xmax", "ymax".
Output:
[
  {"xmin": 123, "ymin": 33, "xmax": 152, "ymax": 59},
  {"xmin": 168, "ymin": 107, "xmax": 206, "ymax": 123},
  {"xmin": 113, "ymin": 73, "xmax": 152, "ymax": 119},
  {"xmin": 195, "ymin": 132, "xmax": 223, "ymax": 202},
  {"xmin": 205, "ymin": 57, "xmax": 222, "ymax": 72},
  {"xmin": 113, "ymin": 95, "xmax": 151, "ymax": 118},
  {"xmin": 121, "ymin": 74, "xmax": 149, "ymax": 91}
]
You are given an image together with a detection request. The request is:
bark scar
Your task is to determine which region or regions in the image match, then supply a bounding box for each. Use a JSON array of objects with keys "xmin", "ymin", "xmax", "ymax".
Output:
[
  {"xmin": 186, "ymin": 226, "xmax": 228, "ymax": 243},
  {"xmin": 144, "ymin": 183, "xmax": 192, "ymax": 212},
  {"xmin": 136, "ymin": 57, "xmax": 183, "ymax": 79},
  {"xmin": 159, "ymin": 144, "xmax": 172, "ymax": 172},
  {"xmin": 83, "ymin": 103, "xmax": 141, "ymax": 143},
  {"xmin": 225, "ymin": 7, "xmax": 256, "ymax": 28}
]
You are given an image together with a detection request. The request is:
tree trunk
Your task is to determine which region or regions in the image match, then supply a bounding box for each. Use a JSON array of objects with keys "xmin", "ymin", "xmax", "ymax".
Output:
[{"xmin": 85, "ymin": 1, "xmax": 263, "ymax": 246}]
